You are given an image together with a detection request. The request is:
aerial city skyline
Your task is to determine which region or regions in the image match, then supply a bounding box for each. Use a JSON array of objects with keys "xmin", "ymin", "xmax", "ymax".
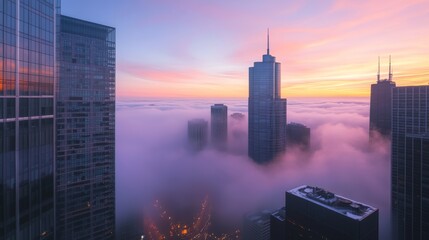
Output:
[
  {"xmin": 2, "ymin": 0, "xmax": 429, "ymax": 240},
  {"xmin": 248, "ymin": 31, "xmax": 287, "ymax": 163}
]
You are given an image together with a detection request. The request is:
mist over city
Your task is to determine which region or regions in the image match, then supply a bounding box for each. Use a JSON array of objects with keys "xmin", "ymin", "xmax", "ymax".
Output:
[
  {"xmin": 2, "ymin": 0, "xmax": 428, "ymax": 239},
  {"xmin": 116, "ymin": 98, "xmax": 391, "ymax": 239}
]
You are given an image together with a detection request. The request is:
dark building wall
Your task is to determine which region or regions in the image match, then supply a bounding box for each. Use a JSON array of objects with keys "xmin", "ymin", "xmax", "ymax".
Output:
[
  {"xmin": 286, "ymin": 123, "xmax": 310, "ymax": 150},
  {"xmin": 56, "ymin": 15, "xmax": 115, "ymax": 240},
  {"xmin": 369, "ymin": 81, "xmax": 396, "ymax": 137},
  {"xmin": 391, "ymin": 86, "xmax": 429, "ymax": 240},
  {"xmin": 1, "ymin": 0, "xmax": 58, "ymax": 239},
  {"xmin": 270, "ymin": 208, "xmax": 285, "ymax": 240}
]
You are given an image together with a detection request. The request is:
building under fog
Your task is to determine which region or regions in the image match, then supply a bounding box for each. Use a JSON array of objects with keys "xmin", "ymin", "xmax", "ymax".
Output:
[
  {"xmin": 188, "ymin": 119, "xmax": 208, "ymax": 151},
  {"xmin": 391, "ymin": 86, "xmax": 429, "ymax": 240},
  {"xmin": 243, "ymin": 210, "xmax": 271, "ymax": 240},
  {"xmin": 286, "ymin": 122, "xmax": 310, "ymax": 150},
  {"xmin": 369, "ymin": 56, "xmax": 396, "ymax": 138},
  {"xmin": 231, "ymin": 112, "xmax": 245, "ymax": 121},
  {"xmin": 248, "ymin": 31, "xmax": 287, "ymax": 163},
  {"xmin": 211, "ymin": 104, "xmax": 228, "ymax": 150},
  {"xmin": 285, "ymin": 185, "xmax": 379, "ymax": 240},
  {"xmin": 243, "ymin": 207, "xmax": 285, "ymax": 240}
]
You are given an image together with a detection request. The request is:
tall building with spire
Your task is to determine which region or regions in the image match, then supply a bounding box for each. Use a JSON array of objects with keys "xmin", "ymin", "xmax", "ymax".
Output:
[
  {"xmin": 369, "ymin": 56, "xmax": 396, "ymax": 138},
  {"xmin": 248, "ymin": 30, "xmax": 287, "ymax": 163}
]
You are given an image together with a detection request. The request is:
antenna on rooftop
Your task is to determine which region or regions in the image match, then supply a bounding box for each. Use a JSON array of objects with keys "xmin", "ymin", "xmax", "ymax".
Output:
[
  {"xmin": 389, "ymin": 55, "xmax": 393, "ymax": 81},
  {"xmin": 267, "ymin": 28, "xmax": 270, "ymax": 55},
  {"xmin": 377, "ymin": 56, "xmax": 380, "ymax": 83}
]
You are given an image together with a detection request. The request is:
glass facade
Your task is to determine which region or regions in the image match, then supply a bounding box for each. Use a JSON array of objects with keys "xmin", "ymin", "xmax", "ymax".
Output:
[
  {"xmin": 56, "ymin": 15, "xmax": 115, "ymax": 240},
  {"xmin": 210, "ymin": 104, "xmax": 227, "ymax": 151},
  {"xmin": 248, "ymin": 52, "xmax": 287, "ymax": 163},
  {"xmin": 369, "ymin": 80, "xmax": 396, "ymax": 138},
  {"xmin": 1, "ymin": 0, "xmax": 57, "ymax": 239},
  {"xmin": 188, "ymin": 119, "xmax": 208, "ymax": 151},
  {"xmin": 391, "ymin": 86, "xmax": 429, "ymax": 240}
]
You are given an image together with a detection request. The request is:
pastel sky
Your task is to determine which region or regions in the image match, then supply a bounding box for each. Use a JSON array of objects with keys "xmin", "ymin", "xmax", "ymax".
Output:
[{"xmin": 62, "ymin": 0, "xmax": 429, "ymax": 98}]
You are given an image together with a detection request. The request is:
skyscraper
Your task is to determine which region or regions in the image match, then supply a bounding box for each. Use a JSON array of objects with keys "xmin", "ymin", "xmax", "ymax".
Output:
[
  {"xmin": 285, "ymin": 185, "xmax": 379, "ymax": 240},
  {"xmin": 188, "ymin": 119, "xmax": 208, "ymax": 151},
  {"xmin": 248, "ymin": 31, "xmax": 287, "ymax": 163},
  {"xmin": 211, "ymin": 104, "xmax": 227, "ymax": 150},
  {"xmin": 391, "ymin": 86, "xmax": 429, "ymax": 240},
  {"xmin": 56, "ymin": 15, "xmax": 116, "ymax": 239},
  {"xmin": 369, "ymin": 56, "xmax": 396, "ymax": 138},
  {"xmin": 1, "ymin": 1, "xmax": 59, "ymax": 239}
]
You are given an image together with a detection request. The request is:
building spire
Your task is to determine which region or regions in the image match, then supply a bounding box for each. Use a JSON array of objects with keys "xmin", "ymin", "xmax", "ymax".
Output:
[
  {"xmin": 267, "ymin": 28, "xmax": 270, "ymax": 55},
  {"xmin": 389, "ymin": 55, "xmax": 392, "ymax": 81},
  {"xmin": 377, "ymin": 56, "xmax": 380, "ymax": 83}
]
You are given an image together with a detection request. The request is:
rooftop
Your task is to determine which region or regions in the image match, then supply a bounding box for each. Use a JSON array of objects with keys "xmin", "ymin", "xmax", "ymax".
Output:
[
  {"xmin": 271, "ymin": 207, "xmax": 285, "ymax": 221},
  {"xmin": 287, "ymin": 122, "xmax": 309, "ymax": 128},
  {"xmin": 245, "ymin": 210, "xmax": 271, "ymax": 226},
  {"xmin": 188, "ymin": 119, "xmax": 208, "ymax": 125},
  {"xmin": 288, "ymin": 185, "xmax": 377, "ymax": 221}
]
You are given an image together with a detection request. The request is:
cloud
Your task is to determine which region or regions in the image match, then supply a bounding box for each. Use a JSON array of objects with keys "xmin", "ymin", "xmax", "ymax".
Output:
[{"xmin": 116, "ymin": 98, "xmax": 391, "ymax": 239}]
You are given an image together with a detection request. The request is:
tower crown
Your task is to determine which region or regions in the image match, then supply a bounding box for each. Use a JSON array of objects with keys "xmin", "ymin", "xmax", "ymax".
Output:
[{"xmin": 377, "ymin": 56, "xmax": 393, "ymax": 83}]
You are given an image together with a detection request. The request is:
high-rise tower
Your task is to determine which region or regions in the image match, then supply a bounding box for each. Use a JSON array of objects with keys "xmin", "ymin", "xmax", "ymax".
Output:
[
  {"xmin": 188, "ymin": 119, "xmax": 208, "ymax": 151},
  {"xmin": 369, "ymin": 56, "xmax": 396, "ymax": 138},
  {"xmin": 0, "ymin": 1, "xmax": 59, "ymax": 239},
  {"xmin": 248, "ymin": 30, "xmax": 287, "ymax": 163},
  {"xmin": 211, "ymin": 104, "xmax": 228, "ymax": 151},
  {"xmin": 56, "ymin": 15, "xmax": 116, "ymax": 239},
  {"xmin": 391, "ymin": 86, "xmax": 429, "ymax": 240}
]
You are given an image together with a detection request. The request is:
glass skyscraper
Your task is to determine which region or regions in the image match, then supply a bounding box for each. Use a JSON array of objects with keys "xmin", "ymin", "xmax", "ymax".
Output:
[
  {"xmin": 1, "ymin": 0, "xmax": 58, "ymax": 239},
  {"xmin": 211, "ymin": 104, "xmax": 227, "ymax": 151},
  {"xmin": 248, "ymin": 32, "xmax": 287, "ymax": 163},
  {"xmin": 369, "ymin": 56, "xmax": 396, "ymax": 138},
  {"xmin": 56, "ymin": 15, "xmax": 115, "ymax": 239},
  {"xmin": 188, "ymin": 118, "xmax": 208, "ymax": 151},
  {"xmin": 391, "ymin": 86, "xmax": 429, "ymax": 240}
]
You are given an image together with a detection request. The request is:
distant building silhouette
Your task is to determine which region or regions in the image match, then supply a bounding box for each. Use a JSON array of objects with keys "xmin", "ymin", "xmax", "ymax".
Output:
[
  {"xmin": 243, "ymin": 210, "xmax": 271, "ymax": 240},
  {"xmin": 285, "ymin": 185, "xmax": 379, "ymax": 240},
  {"xmin": 188, "ymin": 119, "xmax": 208, "ymax": 151},
  {"xmin": 243, "ymin": 207, "xmax": 286, "ymax": 240},
  {"xmin": 0, "ymin": 1, "xmax": 57, "ymax": 239},
  {"xmin": 231, "ymin": 112, "xmax": 245, "ymax": 121},
  {"xmin": 286, "ymin": 122, "xmax": 310, "ymax": 150},
  {"xmin": 369, "ymin": 56, "xmax": 396, "ymax": 138},
  {"xmin": 56, "ymin": 15, "xmax": 116, "ymax": 239},
  {"xmin": 391, "ymin": 86, "xmax": 429, "ymax": 240},
  {"xmin": 248, "ymin": 30, "xmax": 287, "ymax": 163},
  {"xmin": 211, "ymin": 104, "xmax": 228, "ymax": 150}
]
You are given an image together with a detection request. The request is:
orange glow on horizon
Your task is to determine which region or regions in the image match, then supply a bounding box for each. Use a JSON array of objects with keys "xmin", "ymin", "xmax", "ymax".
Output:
[{"xmin": 114, "ymin": 0, "xmax": 429, "ymax": 98}]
